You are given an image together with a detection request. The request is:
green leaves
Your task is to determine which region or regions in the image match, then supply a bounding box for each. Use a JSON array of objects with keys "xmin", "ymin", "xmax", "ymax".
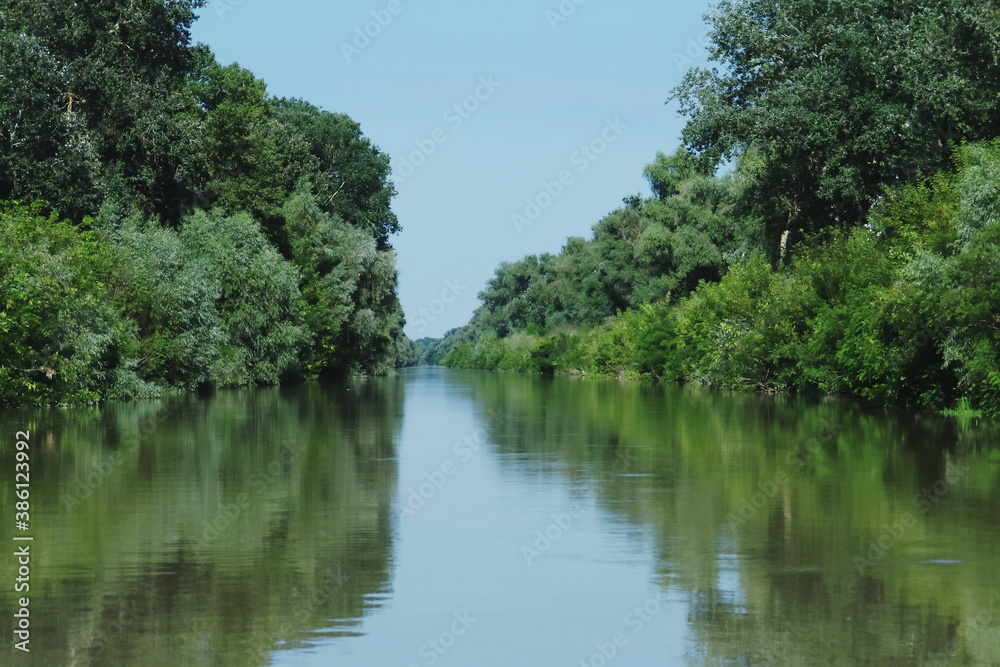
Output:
[
  {"xmin": 104, "ymin": 216, "xmax": 223, "ymax": 391},
  {"xmin": 0, "ymin": 0, "xmax": 411, "ymax": 405},
  {"xmin": 179, "ymin": 210, "xmax": 308, "ymax": 386},
  {"xmin": 672, "ymin": 0, "xmax": 1000, "ymax": 241},
  {"xmin": 274, "ymin": 99, "xmax": 400, "ymax": 249},
  {"xmin": 0, "ymin": 204, "xmax": 118, "ymax": 406},
  {"xmin": 282, "ymin": 189, "xmax": 404, "ymax": 378},
  {"xmin": 0, "ymin": 31, "xmax": 101, "ymax": 220}
]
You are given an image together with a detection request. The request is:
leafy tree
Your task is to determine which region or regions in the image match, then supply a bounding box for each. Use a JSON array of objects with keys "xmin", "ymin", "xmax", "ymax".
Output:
[
  {"xmin": 457, "ymin": 151, "xmax": 751, "ymax": 343},
  {"xmin": 0, "ymin": 204, "xmax": 120, "ymax": 405},
  {"xmin": 275, "ymin": 99, "xmax": 400, "ymax": 249},
  {"xmin": 477, "ymin": 256, "xmax": 549, "ymax": 336},
  {"xmin": 0, "ymin": 31, "xmax": 100, "ymax": 220},
  {"xmin": 282, "ymin": 189, "xmax": 404, "ymax": 377},
  {"xmin": 3, "ymin": 0, "xmax": 208, "ymax": 222},
  {"xmin": 395, "ymin": 336, "xmax": 421, "ymax": 368},
  {"xmin": 188, "ymin": 55, "xmax": 316, "ymax": 239},
  {"xmin": 0, "ymin": 0, "xmax": 412, "ymax": 405},
  {"xmin": 179, "ymin": 209, "xmax": 308, "ymax": 386},
  {"xmin": 671, "ymin": 0, "xmax": 1000, "ymax": 249},
  {"xmin": 908, "ymin": 141, "xmax": 1000, "ymax": 414},
  {"xmin": 101, "ymin": 217, "xmax": 224, "ymax": 393}
]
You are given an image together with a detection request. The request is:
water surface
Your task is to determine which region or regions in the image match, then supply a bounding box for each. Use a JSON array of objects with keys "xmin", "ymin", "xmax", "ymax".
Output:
[{"xmin": 2, "ymin": 367, "xmax": 999, "ymax": 665}]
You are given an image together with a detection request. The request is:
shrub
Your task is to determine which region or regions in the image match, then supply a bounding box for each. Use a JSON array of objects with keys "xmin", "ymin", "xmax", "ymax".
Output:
[
  {"xmin": 102, "ymin": 217, "xmax": 224, "ymax": 391},
  {"xmin": 0, "ymin": 204, "xmax": 119, "ymax": 405},
  {"xmin": 180, "ymin": 209, "xmax": 308, "ymax": 386}
]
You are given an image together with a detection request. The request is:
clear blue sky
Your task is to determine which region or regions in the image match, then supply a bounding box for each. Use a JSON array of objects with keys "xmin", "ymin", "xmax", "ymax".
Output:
[{"xmin": 191, "ymin": 0, "xmax": 716, "ymax": 338}]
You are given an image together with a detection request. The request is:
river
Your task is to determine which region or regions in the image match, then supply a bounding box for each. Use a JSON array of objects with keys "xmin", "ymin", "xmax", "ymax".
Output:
[{"xmin": 2, "ymin": 366, "xmax": 999, "ymax": 665}]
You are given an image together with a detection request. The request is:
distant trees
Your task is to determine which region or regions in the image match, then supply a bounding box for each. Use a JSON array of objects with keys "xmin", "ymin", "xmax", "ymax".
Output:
[
  {"xmin": 0, "ymin": 0, "xmax": 413, "ymax": 406},
  {"xmin": 450, "ymin": 150, "xmax": 752, "ymax": 342}
]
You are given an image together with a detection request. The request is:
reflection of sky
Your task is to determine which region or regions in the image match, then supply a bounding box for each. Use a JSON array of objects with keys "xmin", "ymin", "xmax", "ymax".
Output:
[
  {"xmin": 272, "ymin": 367, "xmax": 690, "ymax": 666},
  {"xmin": 715, "ymin": 551, "xmax": 746, "ymax": 612}
]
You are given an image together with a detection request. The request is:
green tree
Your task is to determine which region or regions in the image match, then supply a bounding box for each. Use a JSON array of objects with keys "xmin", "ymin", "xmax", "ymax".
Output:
[
  {"xmin": 671, "ymin": 0, "xmax": 1000, "ymax": 248},
  {"xmin": 275, "ymin": 99, "xmax": 400, "ymax": 249},
  {"xmin": 189, "ymin": 55, "xmax": 316, "ymax": 239},
  {"xmin": 282, "ymin": 190, "xmax": 405, "ymax": 377},
  {"xmin": 3, "ymin": 0, "xmax": 208, "ymax": 222},
  {"xmin": 0, "ymin": 204, "xmax": 120, "ymax": 405},
  {"xmin": 102, "ymin": 217, "xmax": 224, "ymax": 393},
  {"xmin": 0, "ymin": 31, "xmax": 100, "ymax": 220},
  {"xmin": 179, "ymin": 209, "xmax": 308, "ymax": 386}
]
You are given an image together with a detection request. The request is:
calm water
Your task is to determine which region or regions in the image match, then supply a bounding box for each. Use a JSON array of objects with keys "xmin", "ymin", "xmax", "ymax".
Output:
[{"xmin": 2, "ymin": 366, "xmax": 1000, "ymax": 665}]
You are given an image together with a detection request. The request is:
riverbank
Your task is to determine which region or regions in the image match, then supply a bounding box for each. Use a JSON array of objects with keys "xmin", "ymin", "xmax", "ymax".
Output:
[{"xmin": 438, "ymin": 141, "xmax": 1000, "ymax": 421}]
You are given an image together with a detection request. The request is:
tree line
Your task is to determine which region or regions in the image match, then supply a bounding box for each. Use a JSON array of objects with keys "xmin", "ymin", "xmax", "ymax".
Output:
[
  {"xmin": 0, "ymin": 0, "xmax": 420, "ymax": 406},
  {"xmin": 437, "ymin": 0, "xmax": 1000, "ymax": 418}
]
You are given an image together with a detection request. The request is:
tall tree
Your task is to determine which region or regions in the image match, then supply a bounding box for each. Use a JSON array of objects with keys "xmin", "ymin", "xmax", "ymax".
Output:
[
  {"xmin": 275, "ymin": 99, "xmax": 400, "ymax": 249},
  {"xmin": 2, "ymin": 0, "xmax": 207, "ymax": 222},
  {"xmin": 0, "ymin": 31, "xmax": 100, "ymax": 220},
  {"xmin": 188, "ymin": 54, "xmax": 316, "ymax": 238},
  {"xmin": 670, "ymin": 0, "xmax": 1000, "ymax": 250}
]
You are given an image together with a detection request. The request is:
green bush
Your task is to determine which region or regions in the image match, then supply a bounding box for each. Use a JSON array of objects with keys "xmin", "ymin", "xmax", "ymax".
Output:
[
  {"xmin": 439, "ymin": 140, "xmax": 1000, "ymax": 418},
  {"xmin": 496, "ymin": 333, "xmax": 538, "ymax": 373},
  {"xmin": 180, "ymin": 209, "xmax": 308, "ymax": 386},
  {"xmin": 102, "ymin": 217, "xmax": 224, "ymax": 391},
  {"xmin": 0, "ymin": 204, "xmax": 120, "ymax": 405},
  {"xmin": 441, "ymin": 343, "xmax": 474, "ymax": 369},
  {"xmin": 669, "ymin": 255, "xmax": 793, "ymax": 388},
  {"xmin": 631, "ymin": 302, "xmax": 679, "ymax": 380}
]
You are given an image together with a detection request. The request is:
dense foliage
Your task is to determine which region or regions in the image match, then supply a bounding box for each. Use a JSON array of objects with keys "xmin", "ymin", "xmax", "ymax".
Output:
[
  {"xmin": 671, "ymin": 0, "xmax": 1000, "ymax": 249},
  {"xmin": 436, "ymin": 149, "xmax": 757, "ymax": 348},
  {"xmin": 442, "ymin": 143, "xmax": 1000, "ymax": 416},
  {"xmin": 0, "ymin": 1, "xmax": 414, "ymax": 406},
  {"xmin": 440, "ymin": 0, "xmax": 1000, "ymax": 418}
]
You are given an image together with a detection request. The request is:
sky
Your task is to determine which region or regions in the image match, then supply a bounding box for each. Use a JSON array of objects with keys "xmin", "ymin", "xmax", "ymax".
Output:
[{"xmin": 191, "ymin": 0, "xmax": 717, "ymax": 338}]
